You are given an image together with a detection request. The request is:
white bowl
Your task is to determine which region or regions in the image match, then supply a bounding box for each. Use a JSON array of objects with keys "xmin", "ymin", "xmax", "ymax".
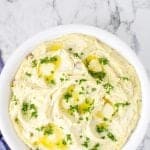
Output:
[{"xmin": 0, "ymin": 24, "xmax": 149, "ymax": 150}]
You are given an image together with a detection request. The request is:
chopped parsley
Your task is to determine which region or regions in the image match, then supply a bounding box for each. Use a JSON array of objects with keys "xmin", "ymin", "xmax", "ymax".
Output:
[
  {"xmin": 103, "ymin": 83, "xmax": 114, "ymax": 94},
  {"xmin": 60, "ymin": 73, "xmax": 69, "ymax": 82},
  {"xmin": 89, "ymin": 70, "xmax": 106, "ymax": 81},
  {"xmin": 82, "ymin": 137, "xmax": 90, "ymax": 148},
  {"xmin": 50, "ymin": 79, "xmax": 56, "ymax": 85},
  {"xmin": 121, "ymin": 76, "xmax": 129, "ymax": 81},
  {"xmin": 21, "ymin": 102, "xmax": 38, "ymax": 119},
  {"xmin": 103, "ymin": 117, "xmax": 108, "ymax": 121},
  {"xmin": 11, "ymin": 94, "xmax": 18, "ymax": 105},
  {"xmin": 25, "ymin": 72, "xmax": 32, "ymax": 77},
  {"xmin": 69, "ymin": 105, "xmax": 79, "ymax": 115},
  {"xmin": 62, "ymin": 139, "xmax": 67, "ymax": 145},
  {"xmin": 21, "ymin": 102, "xmax": 29, "ymax": 112},
  {"xmin": 112, "ymin": 101, "xmax": 130, "ymax": 116},
  {"xmin": 73, "ymin": 52, "xmax": 81, "ymax": 58},
  {"xmin": 43, "ymin": 124, "xmax": 53, "ymax": 135},
  {"xmin": 79, "ymin": 79, "xmax": 87, "ymax": 84},
  {"xmin": 68, "ymin": 48, "xmax": 73, "ymax": 51},
  {"xmin": 107, "ymin": 132, "xmax": 117, "ymax": 141},
  {"xmin": 91, "ymin": 88, "xmax": 96, "ymax": 92},
  {"xmin": 31, "ymin": 59, "xmax": 37, "ymax": 67},
  {"xmin": 96, "ymin": 124, "xmax": 117, "ymax": 142},
  {"xmin": 36, "ymin": 124, "xmax": 53, "ymax": 135},
  {"xmin": 14, "ymin": 117, "xmax": 19, "ymax": 123},
  {"xmin": 90, "ymin": 143, "xmax": 100, "ymax": 150},
  {"xmin": 40, "ymin": 56, "xmax": 58, "ymax": 64},
  {"xmin": 44, "ymin": 76, "xmax": 56, "ymax": 85},
  {"xmin": 115, "ymin": 102, "xmax": 130, "ymax": 108},
  {"xmin": 96, "ymin": 125, "xmax": 107, "ymax": 133},
  {"xmin": 99, "ymin": 57, "xmax": 109, "ymax": 65},
  {"xmin": 63, "ymin": 92, "xmax": 72, "ymax": 102},
  {"xmin": 60, "ymin": 78, "xmax": 65, "ymax": 82},
  {"xmin": 72, "ymin": 52, "xmax": 84, "ymax": 59},
  {"xmin": 65, "ymin": 134, "xmax": 72, "ymax": 144}
]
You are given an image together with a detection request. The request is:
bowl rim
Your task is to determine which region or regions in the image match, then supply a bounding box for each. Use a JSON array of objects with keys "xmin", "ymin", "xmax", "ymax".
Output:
[{"xmin": 0, "ymin": 24, "xmax": 149, "ymax": 150}]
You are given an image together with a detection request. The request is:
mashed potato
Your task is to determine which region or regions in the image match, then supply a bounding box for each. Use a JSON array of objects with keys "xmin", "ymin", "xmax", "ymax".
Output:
[{"xmin": 9, "ymin": 34, "xmax": 141, "ymax": 150}]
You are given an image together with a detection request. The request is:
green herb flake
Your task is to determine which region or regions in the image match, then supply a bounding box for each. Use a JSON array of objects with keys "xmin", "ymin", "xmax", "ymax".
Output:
[
  {"xmin": 89, "ymin": 71, "xmax": 106, "ymax": 81},
  {"xmin": 91, "ymin": 88, "xmax": 96, "ymax": 92},
  {"xmin": 30, "ymin": 132, "xmax": 34, "ymax": 137},
  {"xmin": 62, "ymin": 139, "xmax": 67, "ymax": 145},
  {"xmin": 50, "ymin": 79, "xmax": 56, "ymax": 85},
  {"xmin": 68, "ymin": 48, "xmax": 73, "ymax": 51},
  {"xmin": 21, "ymin": 102, "xmax": 38, "ymax": 119},
  {"xmin": 21, "ymin": 102, "xmax": 29, "ymax": 113},
  {"xmin": 64, "ymin": 92, "xmax": 72, "ymax": 102},
  {"xmin": 69, "ymin": 105, "xmax": 79, "ymax": 115},
  {"xmin": 82, "ymin": 137, "xmax": 90, "ymax": 148},
  {"xmin": 25, "ymin": 72, "xmax": 32, "ymax": 77},
  {"xmin": 11, "ymin": 94, "xmax": 18, "ymax": 105},
  {"xmin": 115, "ymin": 102, "xmax": 130, "ymax": 108},
  {"xmin": 96, "ymin": 125, "xmax": 108, "ymax": 133},
  {"xmin": 112, "ymin": 101, "xmax": 130, "ymax": 116},
  {"xmin": 60, "ymin": 78, "xmax": 64, "ymax": 82},
  {"xmin": 79, "ymin": 79, "xmax": 87, "ymax": 84},
  {"xmin": 40, "ymin": 56, "xmax": 57, "ymax": 64},
  {"xmin": 65, "ymin": 134, "xmax": 72, "ymax": 144},
  {"xmin": 103, "ymin": 117, "xmax": 108, "ymax": 121},
  {"xmin": 73, "ymin": 53, "xmax": 81, "ymax": 58},
  {"xmin": 121, "ymin": 76, "xmax": 129, "ymax": 81},
  {"xmin": 66, "ymin": 134, "xmax": 72, "ymax": 141},
  {"xmin": 43, "ymin": 124, "xmax": 53, "ymax": 135},
  {"xmin": 99, "ymin": 57, "xmax": 109, "ymax": 65},
  {"xmin": 107, "ymin": 132, "xmax": 117, "ymax": 142},
  {"xmin": 91, "ymin": 143, "xmax": 100, "ymax": 150},
  {"xmin": 14, "ymin": 117, "xmax": 19, "ymax": 123},
  {"xmin": 31, "ymin": 60, "xmax": 37, "ymax": 67},
  {"xmin": 103, "ymin": 83, "xmax": 114, "ymax": 94}
]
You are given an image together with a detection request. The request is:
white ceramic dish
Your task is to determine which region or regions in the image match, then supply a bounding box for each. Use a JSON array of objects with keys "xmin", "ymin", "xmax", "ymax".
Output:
[{"xmin": 0, "ymin": 24, "xmax": 149, "ymax": 150}]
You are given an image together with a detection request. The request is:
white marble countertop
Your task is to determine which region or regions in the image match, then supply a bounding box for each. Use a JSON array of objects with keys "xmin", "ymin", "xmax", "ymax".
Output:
[{"xmin": 0, "ymin": 0, "xmax": 150, "ymax": 149}]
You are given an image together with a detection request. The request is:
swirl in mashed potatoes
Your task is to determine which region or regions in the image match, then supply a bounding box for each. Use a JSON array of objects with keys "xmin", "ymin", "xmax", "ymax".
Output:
[{"xmin": 9, "ymin": 34, "xmax": 141, "ymax": 150}]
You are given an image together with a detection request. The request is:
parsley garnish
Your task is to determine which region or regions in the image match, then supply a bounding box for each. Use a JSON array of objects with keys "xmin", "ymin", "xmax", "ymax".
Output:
[
  {"xmin": 40, "ymin": 56, "xmax": 57, "ymax": 64},
  {"xmin": 90, "ymin": 143, "xmax": 100, "ymax": 150},
  {"xmin": 96, "ymin": 125, "xmax": 107, "ymax": 133},
  {"xmin": 99, "ymin": 57, "xmax": 109, "ymax": 65},
  {"xmin": 69, "ymin": 105, "xmax": 79, "ymax": 115},
  {"xmin": 107, "ymin": 132, "xmax": 117, "ymax": 141},
  {"xmin": 65, "ymin": 134, "xmax": 72, "ymax": 144},
  {"xmin": 43, "ymin": 124, "xmax": 53, "ymax": 135},
  {"xmin": 115, "ymin": 102, "xmax": 130, "ymax": 108},
  {"xmin": 25, "ymin": 72, "xmax": 32, "ymax": 77},
  {"xmin": 73, "ymin": 53, "xmax": 81, "ymax": 58},
  {"xmin": 82, "ymin": 137, "xmax": 90, "ymax": 148},
  {"xmin": 112, "ymin": 101, "xmax": 130, "ymax": 116},
  {"xmin": 63, "ymin": 92, "xmax": 72, "ymax": 102},
  {"xmin": 103, "ymin": 83, "xmax": 114, "ymax": 94},
  {"xmin": 31, "ymin": 60, "xmax": 37, "ymax": 67},
  {"xmin": 89, "ymin": 70, "xmax": 106, "ymax": 81},
  {"xmin": 79, "ymin": 79, "xmax": 87, "ymax": 84},
  {"xmin": 21, "ymin": 102, "xmax": 38, "ymax": 119},
  {"xmin": 68, "ymin": 48, "xmax": 73, "ymax": 51},
  {"xmin": 96, "ymin": 124, "xmax": 117, "ymax": 142},
  {"xmin": 121, "ymin": 76, "xmax": 129, "ymax": 81},
  {"xmin": 91, "ymin": 88, "xmax": 96, "ymax": 92}
]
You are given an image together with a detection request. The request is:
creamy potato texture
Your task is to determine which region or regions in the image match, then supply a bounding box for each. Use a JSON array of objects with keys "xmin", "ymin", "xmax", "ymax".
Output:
[{"xmin": 9, "ymin": 34, "xmax": 141, "ymax": 150}]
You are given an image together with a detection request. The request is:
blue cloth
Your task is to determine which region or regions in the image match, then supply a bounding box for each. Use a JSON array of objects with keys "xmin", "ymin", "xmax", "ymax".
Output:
[{"xmin": 0, "ymin": 50, "xmax": 10, "ymax": 150}]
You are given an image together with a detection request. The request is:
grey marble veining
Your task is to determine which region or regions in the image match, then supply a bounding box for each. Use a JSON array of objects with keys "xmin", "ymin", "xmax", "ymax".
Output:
[{"xmin": 0, "ymin": 0, "xmax": 150, "ymax": 149}]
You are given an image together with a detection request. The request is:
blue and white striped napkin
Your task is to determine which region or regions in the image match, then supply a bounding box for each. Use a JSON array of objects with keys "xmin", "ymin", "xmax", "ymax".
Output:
[{"xmin": 0, "ymin": 50, "xmax": 10, "ymax": 150}]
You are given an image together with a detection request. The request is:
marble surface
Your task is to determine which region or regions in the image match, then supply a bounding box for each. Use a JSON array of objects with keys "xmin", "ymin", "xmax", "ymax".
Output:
[{"xmin": 0, "ymin": 0, "xmax": 150, "ymax": 149}]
